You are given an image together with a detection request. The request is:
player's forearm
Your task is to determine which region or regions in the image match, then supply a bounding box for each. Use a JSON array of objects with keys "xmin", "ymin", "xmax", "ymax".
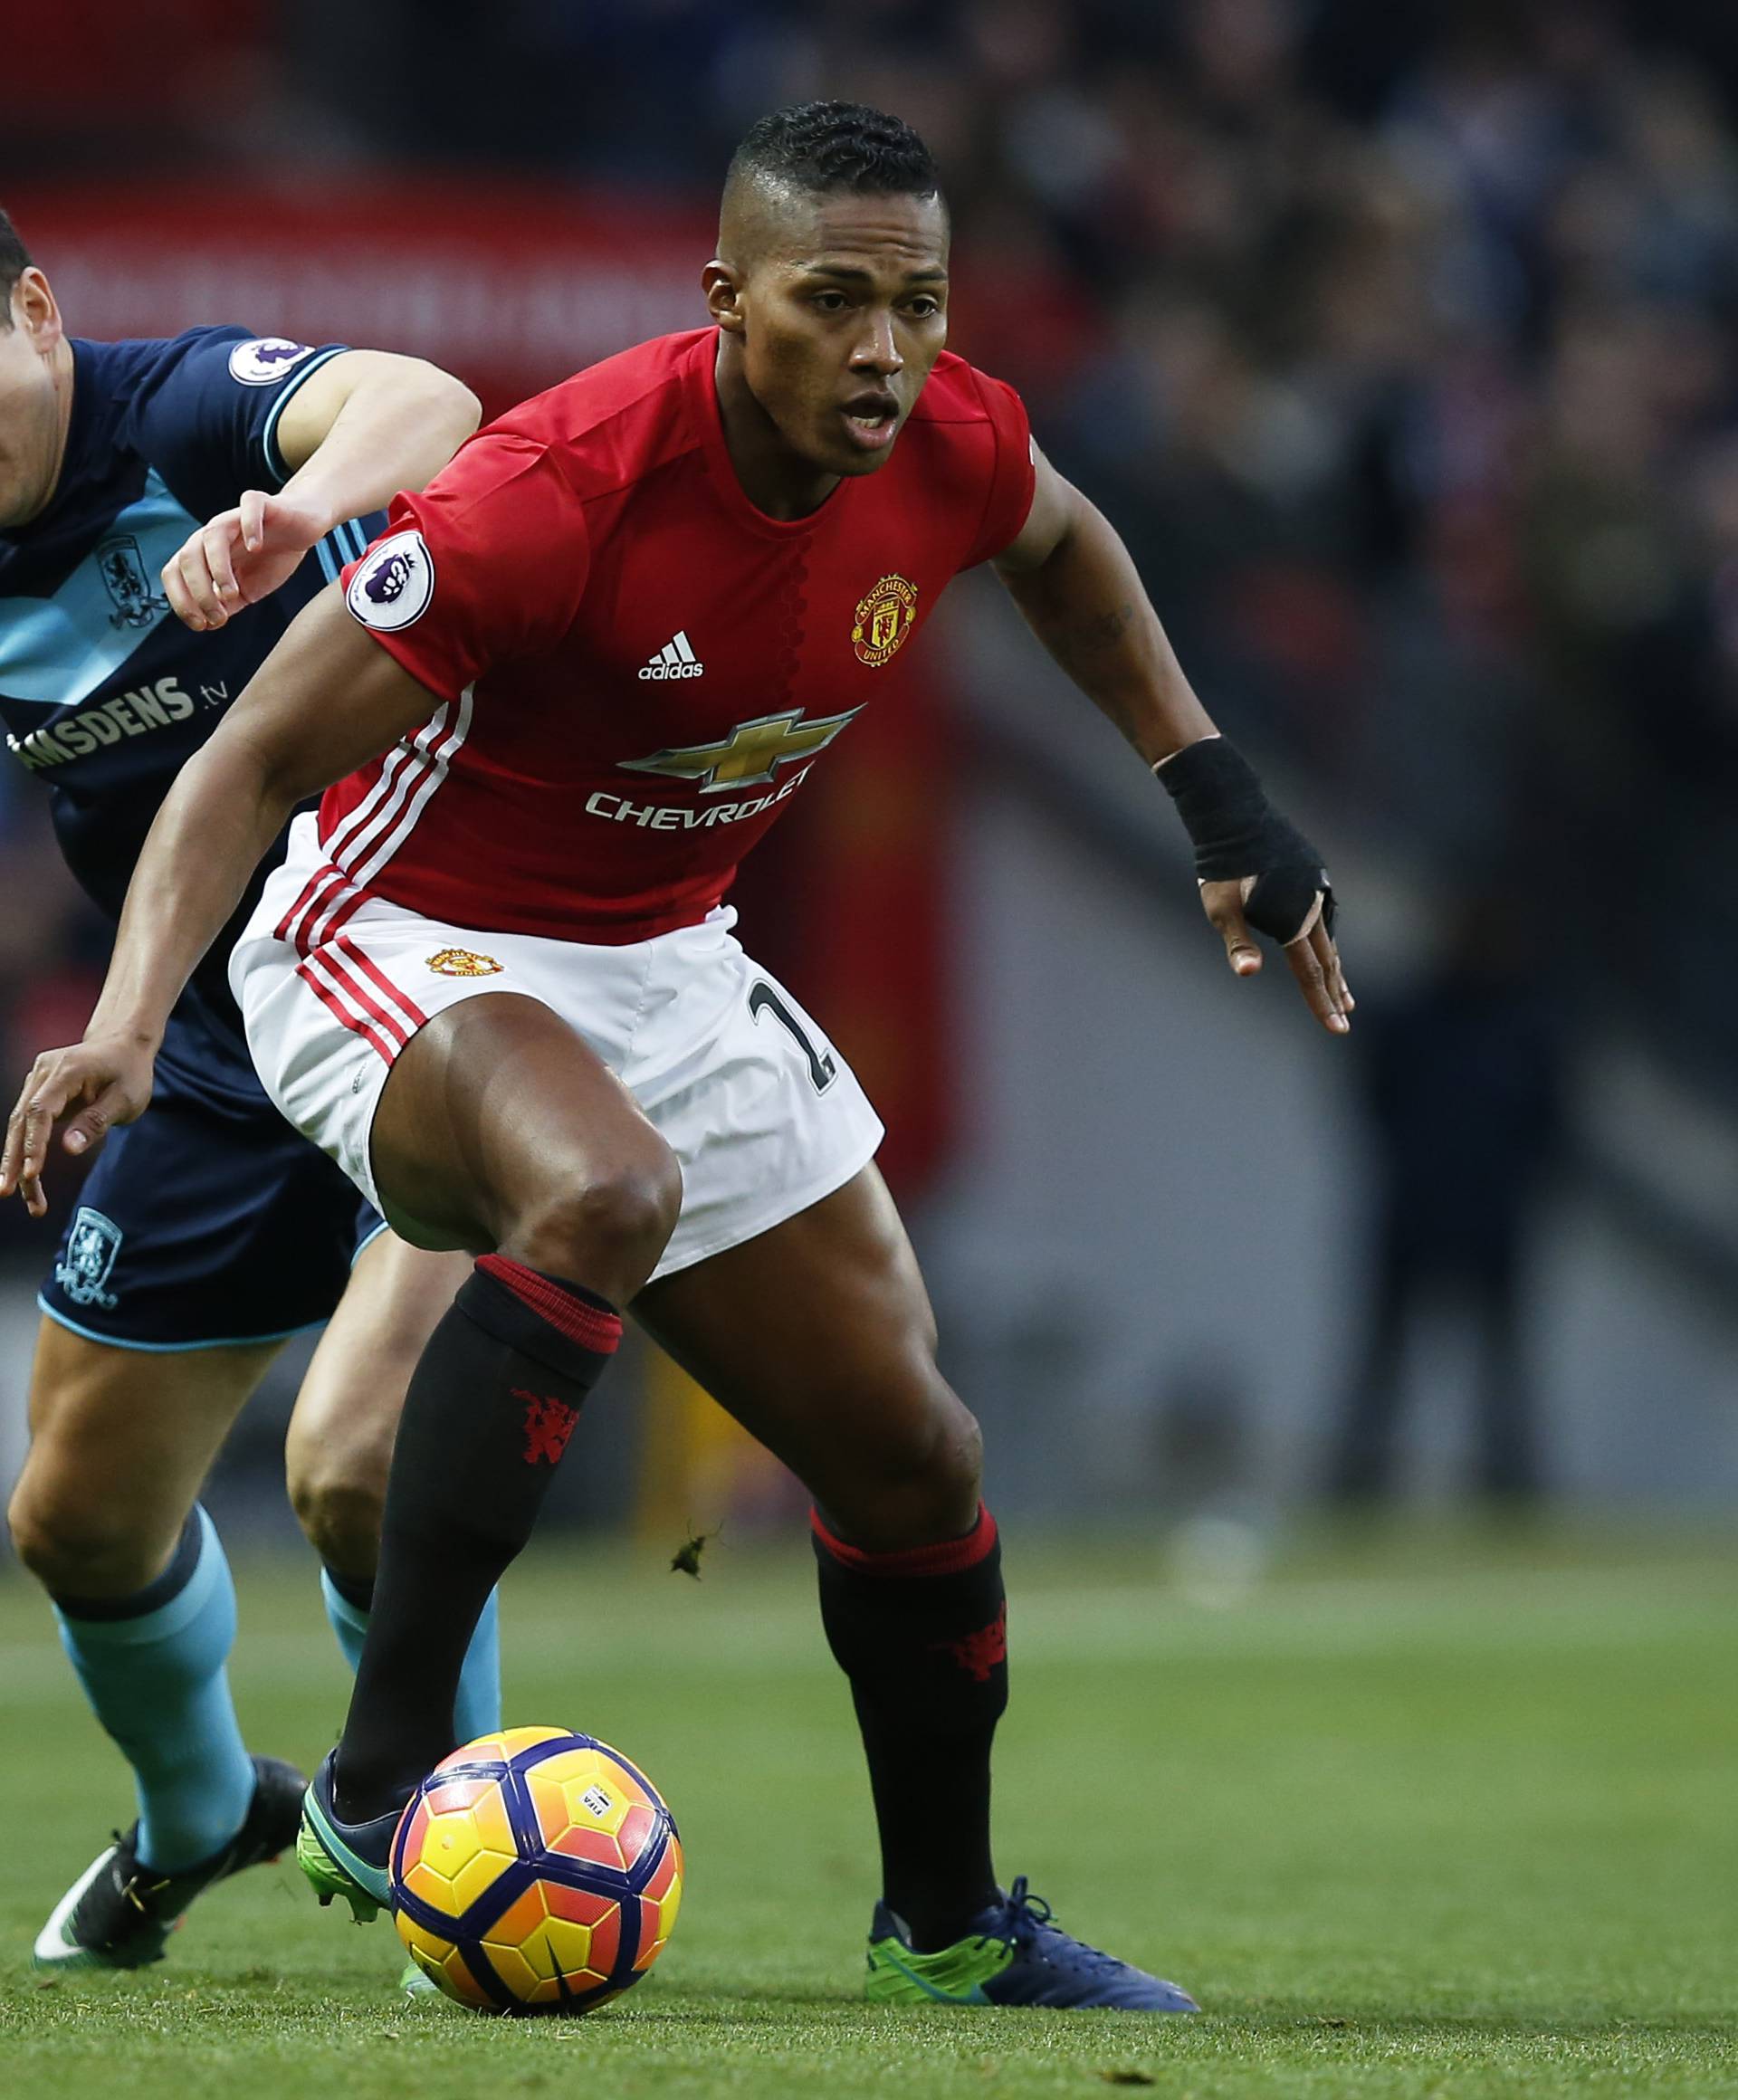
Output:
[
  {"xmin": 278, "ymin": 363, "xmax": 481, "ymax": 536},
  {"xmin": 90, "ymin": 592, "xmax": 434, "ymax": 1046},
  {"xmin": 87, "ymin": 736, "xmax": 301, "ymax": 1050},
  {"xmin": 998, "ymin": 494, "xmax": 1215, "ymax": 766}
]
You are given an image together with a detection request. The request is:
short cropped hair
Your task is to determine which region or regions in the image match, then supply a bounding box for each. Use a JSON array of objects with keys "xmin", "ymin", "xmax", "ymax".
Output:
[
  {"xmin": 726, "ymin": 101, "xmax": 941, "ymax": 206},
  {"xmin": 0, "ymin": 210, "xmax": 31, "ymax": 324}
]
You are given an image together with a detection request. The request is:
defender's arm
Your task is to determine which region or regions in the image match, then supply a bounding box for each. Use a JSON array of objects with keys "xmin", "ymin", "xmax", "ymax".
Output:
[
  {"xmin": 0, "ymin": 593, "xmax": 433, "ymax": 1212},
  {"xmin": 994, "ymin": 445, "xmax": 1350, "ymax": 1033},
  {"xmin": 163, "ymin": 350, "xmax": 481, "ymax": 629}
]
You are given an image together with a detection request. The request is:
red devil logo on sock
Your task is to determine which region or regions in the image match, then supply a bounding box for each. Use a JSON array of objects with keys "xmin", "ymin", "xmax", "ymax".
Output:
[
  {"xmin": 931, "ymin": 1603, "xmax": 1007, "ymax": 1682},
  {"xmin": 513, "ymin": 1389, "xmax": 578, "ymax": 1466}
]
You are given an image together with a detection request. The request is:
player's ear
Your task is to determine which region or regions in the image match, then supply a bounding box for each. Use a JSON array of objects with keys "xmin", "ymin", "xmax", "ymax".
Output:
[
  {"xmin": 17, "ymin": 270, "xmax": 63, "ymax": 353},
  {"xmin": 704, "ymin": 261, "xmax": 747, "ymax": 337}
]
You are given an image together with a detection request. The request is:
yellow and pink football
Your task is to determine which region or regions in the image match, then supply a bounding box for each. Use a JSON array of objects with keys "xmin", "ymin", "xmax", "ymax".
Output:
[{"xmin": 389, "ymin": 1726, "xmax": 683, "ymax": 2013}]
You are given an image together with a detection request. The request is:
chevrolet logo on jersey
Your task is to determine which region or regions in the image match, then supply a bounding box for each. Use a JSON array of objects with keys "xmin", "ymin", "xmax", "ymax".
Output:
[{"xmin": 619, "ymin": 705, "xmax": 864, "ymax": 793}]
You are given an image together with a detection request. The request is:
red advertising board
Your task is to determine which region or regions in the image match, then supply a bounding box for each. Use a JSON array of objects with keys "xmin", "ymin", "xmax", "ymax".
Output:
[{"xmin": 7, "ymin": 177, "xmax": 718, "ymax": 415}]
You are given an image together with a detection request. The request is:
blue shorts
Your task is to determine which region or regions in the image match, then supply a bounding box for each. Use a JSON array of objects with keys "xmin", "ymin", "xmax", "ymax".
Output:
[{"xmin": 39, "ymin": 1024, "xmax": 385, "ymax": 1353}]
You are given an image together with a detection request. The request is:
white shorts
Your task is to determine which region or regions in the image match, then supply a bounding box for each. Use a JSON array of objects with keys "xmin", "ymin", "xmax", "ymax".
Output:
[{"xmin": 230, "ymin": 815, "xmax": 883, "ymax": 1282}]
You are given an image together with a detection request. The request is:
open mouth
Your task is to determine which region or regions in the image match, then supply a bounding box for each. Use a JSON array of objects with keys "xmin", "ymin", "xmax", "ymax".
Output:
[{"xmin": 841, "ymin": 395, "xmax": 900, "ymax": 451}]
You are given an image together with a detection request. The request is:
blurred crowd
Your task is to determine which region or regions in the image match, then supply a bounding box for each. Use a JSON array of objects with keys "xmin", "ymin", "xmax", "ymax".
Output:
[{"xmin": 8, "ymin": 0, "xmax": 1738, "ymax": 1226}]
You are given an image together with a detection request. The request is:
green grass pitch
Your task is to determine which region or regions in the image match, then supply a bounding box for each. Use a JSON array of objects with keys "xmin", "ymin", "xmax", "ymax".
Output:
[{"xmin": 1, "ymin": 1525, "xmax": 1733, "ymax": 2097}]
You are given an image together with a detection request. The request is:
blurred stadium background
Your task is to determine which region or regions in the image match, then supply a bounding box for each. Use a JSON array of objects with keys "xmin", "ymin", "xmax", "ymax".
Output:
[{"xmin": 5, "ymin": 0, "xmax": 1738, "ymax": 1552}]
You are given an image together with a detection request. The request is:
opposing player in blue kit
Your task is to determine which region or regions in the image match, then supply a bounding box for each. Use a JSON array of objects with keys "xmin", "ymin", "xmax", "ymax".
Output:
[{"xmin": 0, "ymin": 209, "xmax": 501, "ymax": 1971}]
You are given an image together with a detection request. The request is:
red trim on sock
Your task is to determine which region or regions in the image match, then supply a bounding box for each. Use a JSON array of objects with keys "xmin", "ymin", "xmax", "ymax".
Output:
[
  {"xmin": 476, "ymin": 1255, "xmax": 622, "ymax": 1354},
  {"xmin": 811, "ymin": 1503, "xmax": 998, "ymax": 1578}
]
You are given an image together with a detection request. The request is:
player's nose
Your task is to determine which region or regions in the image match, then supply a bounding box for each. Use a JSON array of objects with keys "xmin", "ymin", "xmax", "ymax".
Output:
[{"xmin": 849, "ymin": 312, "xmax": 903, "ymax": 377}]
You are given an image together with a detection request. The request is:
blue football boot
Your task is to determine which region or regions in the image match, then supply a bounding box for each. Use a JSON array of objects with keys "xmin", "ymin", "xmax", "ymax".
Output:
[
  {"xmin": 296, "ymin": 1750, "xmax": 399, "ymax": 1923},
  {"xmin": 865, "ymin": 1876, "xmax": 1199, "ymax": 2011}
]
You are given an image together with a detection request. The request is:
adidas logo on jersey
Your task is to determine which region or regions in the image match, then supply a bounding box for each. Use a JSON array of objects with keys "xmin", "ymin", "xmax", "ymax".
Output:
[{"xmin": 639, "ymin": 631, "xmax": 704, "ymax": 680}]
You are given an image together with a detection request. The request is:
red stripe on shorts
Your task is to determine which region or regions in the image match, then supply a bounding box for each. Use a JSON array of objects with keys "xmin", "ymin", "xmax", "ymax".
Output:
[
  {"xmin": 334, "ymin": 933, "xmax": 429, "ymax": 1032},
  {"xmin": 296, "ymin": 958, "xmax": 396, "ymax": 1064},
  {"xmin": 276, "ymin": 864, "xmax": 343, "ymax": 948},
  {"xmin": 310, "ymin": 950, "xmax": 415, "ymax": 1053},
  {"xmin": 312, "ymin": 882, "xmax": 370, "ymax": 952}
]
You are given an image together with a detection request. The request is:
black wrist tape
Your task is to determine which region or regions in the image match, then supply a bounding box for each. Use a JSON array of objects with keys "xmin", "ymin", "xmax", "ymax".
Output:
[{"xmin": 1158, "ymin": 736, "xmax": 1333, "ymax": 943}]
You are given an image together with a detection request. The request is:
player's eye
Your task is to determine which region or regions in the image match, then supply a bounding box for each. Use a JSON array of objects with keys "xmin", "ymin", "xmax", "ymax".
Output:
[
  {"xmin": 812, "ymin": 291, "xmax": 850, "ymax": 312},
  {"xmin": 906, "ymin": 297, "xmax": 941, "ymax": 318}
]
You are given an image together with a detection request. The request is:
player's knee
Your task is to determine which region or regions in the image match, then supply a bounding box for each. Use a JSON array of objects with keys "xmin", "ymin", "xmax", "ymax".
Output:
[
  {"xmin": 288, "ymin": 1458, "xmax": 387, "ymax": 1578},
  {"xmin": 6, "ymin": 1475, "xmax": 163, "ymax": 1598},
  {"xmin": 512, "ymin": 1147, "xmax": 683, "ymax": 1296},
  {"xmin": 285, "ymin": 1395, "xmax": 393, "ymax": 1568},
  {"xmin": 913, "ymin": 1393, "xmax": 984, "ymax": 1524},
  {"xmin": 826, "ymin": 1378, "xmax": 984, "ymax": 1547}
]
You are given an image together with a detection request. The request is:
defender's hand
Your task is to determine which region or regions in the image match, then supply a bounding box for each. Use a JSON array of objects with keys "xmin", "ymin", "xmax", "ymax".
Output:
[
  {"xmin": 1200, "ymin": 876, "xmax": 1352, "ymax": 1036},
  {"xmin": 162, "ymin": 490, "xmax": 329, "ymax": 632},
  {"xmin": 0, "ymin": 1038, "xmax": 157, "ymax": 1218}
]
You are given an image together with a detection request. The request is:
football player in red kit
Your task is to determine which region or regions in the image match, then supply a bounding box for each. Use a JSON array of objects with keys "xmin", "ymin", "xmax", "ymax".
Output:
[{"xmin": 5, "ymin": 103, "xmax": 1348, "ymax": 2010}]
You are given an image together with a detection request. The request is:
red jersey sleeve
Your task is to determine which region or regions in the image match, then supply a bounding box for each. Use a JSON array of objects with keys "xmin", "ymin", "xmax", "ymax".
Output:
[
  {"xmin": 341, "ymin": 434, "xmax": 588, "ymax": 702},
  {"xmin": 960, "ymin": 370, "xmax": 1037, "ymax": 568}
]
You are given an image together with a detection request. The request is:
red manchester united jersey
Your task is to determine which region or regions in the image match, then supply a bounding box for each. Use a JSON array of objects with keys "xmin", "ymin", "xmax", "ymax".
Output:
[{"xmin": 314, "ymin": 328, "xmax": 1033, "ymax": 945}]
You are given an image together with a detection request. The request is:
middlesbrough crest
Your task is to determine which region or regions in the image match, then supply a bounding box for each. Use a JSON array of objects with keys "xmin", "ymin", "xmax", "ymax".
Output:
[
  {"xmin": 55, "ymin": 1206, "xmax": 123, "ymax": 1311},
  {"xmin": 98, "ymin": 535, "xmax": 169, "ymax": 630}
]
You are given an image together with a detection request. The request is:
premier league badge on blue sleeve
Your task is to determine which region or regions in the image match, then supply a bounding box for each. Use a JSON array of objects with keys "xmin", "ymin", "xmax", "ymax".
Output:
[{"xmin": 227, "ymin": 337, "xmax": 317, "ymax": 386}]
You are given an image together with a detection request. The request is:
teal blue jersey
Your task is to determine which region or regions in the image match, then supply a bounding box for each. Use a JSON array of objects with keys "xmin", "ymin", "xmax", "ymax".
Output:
[{"xmin": 0, "ymin": 326, "xmax": 383, "ymax": 1100}]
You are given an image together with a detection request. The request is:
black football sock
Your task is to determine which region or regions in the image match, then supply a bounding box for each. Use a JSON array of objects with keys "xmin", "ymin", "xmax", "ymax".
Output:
[
  {"xmin": 334, "ymin": 1255, "xmax": 620, "ymax": 1821},
  {"xmin": 813, "ymin": 1503, "xmax": 1007, "ymax": 1952}
]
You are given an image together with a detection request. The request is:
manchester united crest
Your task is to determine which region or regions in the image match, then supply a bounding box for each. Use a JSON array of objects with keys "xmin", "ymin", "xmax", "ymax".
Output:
[
  {"xmin": 852, "ymin": 573, "xmax": 918, "ymax": 667},
  {"xmin": 425, "ymin": 948, "xmax": 503, "ymax": 978}
]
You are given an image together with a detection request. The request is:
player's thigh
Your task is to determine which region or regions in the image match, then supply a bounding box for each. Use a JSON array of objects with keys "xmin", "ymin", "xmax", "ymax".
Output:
[
  {"xmin": 8, "ymin": 1319, "xmax": 280, "ymax": 1595},
  {"xmin": 633, "ymin": 1164, "xmax": 981, "ymax": 1547},
  {"xmin": 368, "ymin": 991, "xmax": 680, "ymax": 1295},
  {"xmin": 285, "ymin": 1225, "xmax": 472, "ymax": 1571}
]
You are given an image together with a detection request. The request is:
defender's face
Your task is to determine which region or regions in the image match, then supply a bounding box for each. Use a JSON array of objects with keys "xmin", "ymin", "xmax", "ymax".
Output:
[
  {"xmin": 734, "ymin": 193, "xmax": 950, "ymax": 479},
  {"xmin": 0, "ymin": 274, "xmax": 68, "ymax": 530}
]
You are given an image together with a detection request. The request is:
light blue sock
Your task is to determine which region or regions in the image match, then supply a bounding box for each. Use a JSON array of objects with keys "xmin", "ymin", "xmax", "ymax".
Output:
[
  {"xmin": 320, "ymin": 1570, "xmax": 502, "ymax": 1745},
  {"xmin": 53, "ymin": 1505, "xmax": 257, "ymax": 1873}
]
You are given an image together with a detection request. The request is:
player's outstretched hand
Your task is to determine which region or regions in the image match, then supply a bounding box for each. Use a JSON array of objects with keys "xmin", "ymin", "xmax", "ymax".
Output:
[
  {"xmin": 0, "ymin": 1037, "xmax": 156, "ymax": 1218},
  {"xmin": 1199, "ymin": 876, "xmax": 1352, "ymax": 1036},
  {"xmin": 161, "ymin": 490, "xmax": 329, "ymax": 632},
  {"xmin": 1155, "ymin": 736, "xmax": 1351, "ymax": 1037}
]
